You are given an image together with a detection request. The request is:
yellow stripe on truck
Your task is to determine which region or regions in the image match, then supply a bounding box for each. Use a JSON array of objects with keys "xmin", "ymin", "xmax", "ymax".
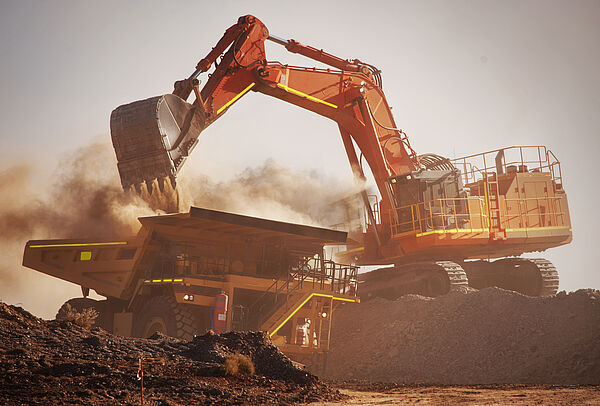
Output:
[
  {"xmin": 29, "ymin": 242, "xmax": 127, "ymax": 248},
  {"xmin": 144, "ymin": 278, "xmax": 185, "ymax": 284}
]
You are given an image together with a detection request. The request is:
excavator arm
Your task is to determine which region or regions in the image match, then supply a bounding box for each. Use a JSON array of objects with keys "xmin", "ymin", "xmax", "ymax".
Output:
[{"xmin": 110, "ymin": 14, "xmax": 418, "ymax": 217}]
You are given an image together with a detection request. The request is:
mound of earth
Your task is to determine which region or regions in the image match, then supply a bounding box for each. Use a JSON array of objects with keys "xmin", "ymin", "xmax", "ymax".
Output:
[
  {"xmin": 0, "ymin": 302, "xmax": 342, "ymax": 405},
  {"xmin": 325, "ymin": 288, "xmax": 600, "ymax": 384}
]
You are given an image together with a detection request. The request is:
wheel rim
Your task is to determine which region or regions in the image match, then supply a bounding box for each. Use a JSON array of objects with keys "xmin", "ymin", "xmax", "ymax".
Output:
[{"xmin": 142, "ymin": 316, "xmax": 168, "ymax": 338}]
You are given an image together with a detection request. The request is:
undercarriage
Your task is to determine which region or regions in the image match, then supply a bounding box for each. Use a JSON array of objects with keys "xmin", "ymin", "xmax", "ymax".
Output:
[{"xmin": 359, "ymin": 257, "xmax": 559, "ymax": 300}]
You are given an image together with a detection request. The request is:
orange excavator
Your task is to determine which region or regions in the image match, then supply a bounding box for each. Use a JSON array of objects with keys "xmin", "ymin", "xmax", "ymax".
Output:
[{"xmin": 110, "ymin": 15, "xmax": 572, "ymax": 298}]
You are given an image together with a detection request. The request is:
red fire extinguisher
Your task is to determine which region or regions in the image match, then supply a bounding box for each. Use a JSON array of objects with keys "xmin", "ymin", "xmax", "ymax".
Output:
[{"xmin": 211, "ymin": 292, "xmax": 228, "ymax": 333}]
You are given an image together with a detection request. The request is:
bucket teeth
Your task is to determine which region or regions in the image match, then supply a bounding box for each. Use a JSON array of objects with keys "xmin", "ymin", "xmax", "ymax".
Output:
[
  {"xmin": 110, "ymin": 93, "xmax": 205, "ymax": 212},
  {"xmin": 110, "ymin": 93, "xmax": 205, "ymax": 192}
]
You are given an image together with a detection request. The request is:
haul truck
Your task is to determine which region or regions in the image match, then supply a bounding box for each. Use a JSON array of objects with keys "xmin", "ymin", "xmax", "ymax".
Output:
[{"xmin": 23, "ymin": 207, "xmax": 359, "ymax": 363}]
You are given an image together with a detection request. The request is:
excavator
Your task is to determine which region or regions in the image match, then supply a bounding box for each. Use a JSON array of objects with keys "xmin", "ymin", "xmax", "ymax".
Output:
[{"xmin": 110, "ymin": 15, "xmax": 572, "ymax": 299}]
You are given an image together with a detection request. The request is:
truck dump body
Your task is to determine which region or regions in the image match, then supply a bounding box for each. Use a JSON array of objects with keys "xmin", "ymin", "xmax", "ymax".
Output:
[{"xmin": 23, "ymin": 207, "xmax": 358, "ymax": 359}]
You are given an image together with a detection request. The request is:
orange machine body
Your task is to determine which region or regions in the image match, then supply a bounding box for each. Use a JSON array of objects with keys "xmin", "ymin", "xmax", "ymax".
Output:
[{"xmin": 112, "ymin": 14, "xmax": 572, "ymax": 269}]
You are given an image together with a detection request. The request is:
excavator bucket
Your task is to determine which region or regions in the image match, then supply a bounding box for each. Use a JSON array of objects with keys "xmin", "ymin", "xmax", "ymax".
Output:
[{"xmin": 110, "ymin": 94, "xmax": 206, "ymax": 193}]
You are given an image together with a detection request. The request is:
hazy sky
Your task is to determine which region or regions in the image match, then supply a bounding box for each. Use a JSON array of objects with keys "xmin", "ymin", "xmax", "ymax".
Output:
[{"xmin": 1, "ymin": 0, "xmax": 599, "ymax": 315}]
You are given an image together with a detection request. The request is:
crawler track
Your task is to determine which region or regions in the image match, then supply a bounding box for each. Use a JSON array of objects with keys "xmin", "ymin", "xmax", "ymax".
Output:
[
  {"xmin": 359, "ymin": 261, "xmax": 468, "ymax": 300},
  {"xmin": 528, "ymin": 258, "xmax": 560, "ymax": 296},
  {"xmin": 463, "ymin": 257, "xmax": 559, "ymax": 297}
]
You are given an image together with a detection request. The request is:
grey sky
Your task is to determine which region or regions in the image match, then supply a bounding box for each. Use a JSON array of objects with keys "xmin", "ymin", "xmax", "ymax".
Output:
[{"xmin": 1, "ymin": 0, "xmax": 599, "ymax": 313}]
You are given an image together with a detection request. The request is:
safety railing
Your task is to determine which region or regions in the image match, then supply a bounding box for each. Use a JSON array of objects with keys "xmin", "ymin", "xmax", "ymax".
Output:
[
  {"xmin": 389, "ymin": 197, "xmax": 489, "ymax": 237},
  {"xmin": 290, "ymin": 257, "xmax": 358, "ymax": 296},
  {"xmin": 450, "ymin": 146, "xmax": 563, "ymax": 189},
  {"xmin": 246, "ymin": 256, "xmax": 358, "ymax": 330},
  {"xmin": 363, "ymin": 194, "xmax": 381, "ymax": 228},
  {"xmin": 502, "ymin": 196, "xmax": 569, "ymax": 230}
]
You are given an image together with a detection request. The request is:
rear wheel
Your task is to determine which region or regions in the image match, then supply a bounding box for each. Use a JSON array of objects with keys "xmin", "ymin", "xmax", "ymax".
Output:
[{"xmin": 133, "ymin": 296, "xmax": 198, "ymax": 341}]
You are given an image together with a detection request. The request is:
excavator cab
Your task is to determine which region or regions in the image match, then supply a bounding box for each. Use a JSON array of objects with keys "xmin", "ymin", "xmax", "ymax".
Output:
[
  {"xmin": 389, "ymin": 155, "xmax": 467, "ymax": 234},
  {"xmin": 110, "ymin": 93, "xmax": 206, "ymax": 194}
]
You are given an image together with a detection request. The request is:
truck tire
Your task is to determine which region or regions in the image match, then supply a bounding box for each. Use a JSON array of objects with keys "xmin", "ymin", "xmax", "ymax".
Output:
[
  {"xmin": 55, "ymin": 297, "xmax": 111, "ymax": 330},
  {"xmin": 132, "ymin": 296, "xmax": 198, "ymax": 341}
]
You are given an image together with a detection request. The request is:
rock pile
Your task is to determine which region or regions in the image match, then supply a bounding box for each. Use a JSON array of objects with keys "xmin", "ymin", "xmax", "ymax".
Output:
[
  {"xmin": 0, "ymin": 302, "xmax": 340, "ymax": 405},
  {"xmin": 325, "ymin": 288, "xmax": 600, "ymax": 384}
]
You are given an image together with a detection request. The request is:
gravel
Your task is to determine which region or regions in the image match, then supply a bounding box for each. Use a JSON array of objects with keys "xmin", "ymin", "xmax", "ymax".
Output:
[
  {"xmin": 0, "ymin": 302, "xmax": 342, "ymax": 405},
  {"xmin": 325, "ymin": 287, "xmax": 600, "ymax": 384}
]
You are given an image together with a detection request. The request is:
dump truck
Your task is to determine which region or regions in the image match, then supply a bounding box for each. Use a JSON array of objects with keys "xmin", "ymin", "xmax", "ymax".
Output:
[
  {"xmin": 109, "ymin": 15, "xmax": 572, "ymax": 298},
  {"xmin": 23, "ymin": 207, "xmax": 358, "ymax": 365}
]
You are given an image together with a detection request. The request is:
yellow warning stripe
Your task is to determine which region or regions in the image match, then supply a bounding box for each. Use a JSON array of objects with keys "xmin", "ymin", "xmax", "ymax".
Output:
[
  {"xmin": 217, "ymin": 82, "xmax": 256, "ymax": 114},
  {"xmin": 144, "ymin": 278, "xmax": 184, "ymax": 284},
  {"xmin": 505, "ymin": 226, "xmax": 571, "ymax": 233},
  {"xmin": 30, "ymin": 242, "xmax": 127, "ymax": 248},
  {"xmin": 414, "ymin": 225, "xmax": 571, "ymax": 237},
  {"xmin": 339, "ymin": 247, "xmax": 364, "ymax": 255},
  {"xmin": 416, "ymin": 229, "xmax": 487, "ymax": 238},
  {"xmin": 276, "ymin": 83, "xmax": 338, "ymax": 108},
  {"xmin": 269, "ymin": 293, "xmax": 358, "ymax": 337}
]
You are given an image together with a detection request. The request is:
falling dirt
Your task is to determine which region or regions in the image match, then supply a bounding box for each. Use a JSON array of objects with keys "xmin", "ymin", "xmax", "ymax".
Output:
[{"xmin": 325, "ymin": 287, "xmax": 600, "ymax": 384}]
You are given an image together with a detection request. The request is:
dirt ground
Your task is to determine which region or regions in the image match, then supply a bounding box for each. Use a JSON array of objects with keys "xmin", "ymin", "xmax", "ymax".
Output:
[
  {"xmin": 317, "ymin": 382, "xmax": 600, "ymax": 405},
  {"xmin": 3, "ymin": 287, "xmax": 600, "ymax": 404},
  {"xmin": 0, "ymin": 302, "xmax": 342, "ymax": 405},
  {"xmin": 326, "ymin": 287, "xmax": 600, "ymax": 384}
]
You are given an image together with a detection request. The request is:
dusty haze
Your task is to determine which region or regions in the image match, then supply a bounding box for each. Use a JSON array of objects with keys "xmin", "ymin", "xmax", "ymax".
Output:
[{"xmin": 0, "ymin": 142, "xmax": 356, "ymax": 318}]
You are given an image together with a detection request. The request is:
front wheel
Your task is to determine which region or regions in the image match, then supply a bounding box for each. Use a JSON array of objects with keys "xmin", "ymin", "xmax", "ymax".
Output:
[{"xmin": 132, "ymin": 296, "xmax": 198, "ymax": 341}]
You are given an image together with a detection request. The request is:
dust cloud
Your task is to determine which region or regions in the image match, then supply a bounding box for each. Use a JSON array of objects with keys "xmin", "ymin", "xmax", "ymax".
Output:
[
  {"xmin": 179, "ymin": 159, "xmax": 359, "ymax": 227},
  {"xmin": 0, "ymin": 143, "xmax": 156, "ymax": 318},
  {"xmin": 0, "ymin": 141, "xmax": 359, "ymax": 319}
]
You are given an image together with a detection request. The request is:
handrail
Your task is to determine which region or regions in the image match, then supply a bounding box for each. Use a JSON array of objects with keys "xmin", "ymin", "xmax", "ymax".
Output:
[
  {"xmin": 389, "ymin": 196, "xmax": 489, "ymax": 237},
  {"xmin": 246, "ymin": 256, "xmax": 358, "ymax": 328},
  {"xmin": 450, "ymin": 146, "xmax": 563, "ymax": 188}
]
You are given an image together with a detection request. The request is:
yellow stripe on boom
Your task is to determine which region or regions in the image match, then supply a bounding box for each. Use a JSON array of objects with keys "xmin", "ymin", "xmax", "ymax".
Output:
[
  {"xmin": 30, "ymin": 242, "xmax": 127, "ymax": 248},
  {"xmin": 276, "ymin": 83, "xmax": 338, "ymax": 108},
  {"xmin": 217, "ymin": 82, "xmax": 256, "ymax": 114}
]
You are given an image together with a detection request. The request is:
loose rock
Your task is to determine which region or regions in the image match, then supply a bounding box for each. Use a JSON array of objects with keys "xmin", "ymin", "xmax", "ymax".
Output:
[{"xmin": 325, "ymin": 288, "xmax": 600, "ymax": 384}]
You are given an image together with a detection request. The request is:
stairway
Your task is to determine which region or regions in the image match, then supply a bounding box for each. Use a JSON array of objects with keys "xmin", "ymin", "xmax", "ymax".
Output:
[
  {"xmin": 486, "ymin": 173, "xmax": 505, "ymax": 239},
  {"xmin": 260, "ymin": 292, "xmax": 312, "ymax": 336}
]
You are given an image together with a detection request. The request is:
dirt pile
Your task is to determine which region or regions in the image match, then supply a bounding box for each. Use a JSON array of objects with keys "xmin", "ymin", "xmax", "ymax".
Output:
[
  {"xmin": 0, "ymin": 302, "xmax": 342, "ymax": 405},
  {"xmin": 325, "ymin": 288, "xmax": 600, "ymax": 384}
]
